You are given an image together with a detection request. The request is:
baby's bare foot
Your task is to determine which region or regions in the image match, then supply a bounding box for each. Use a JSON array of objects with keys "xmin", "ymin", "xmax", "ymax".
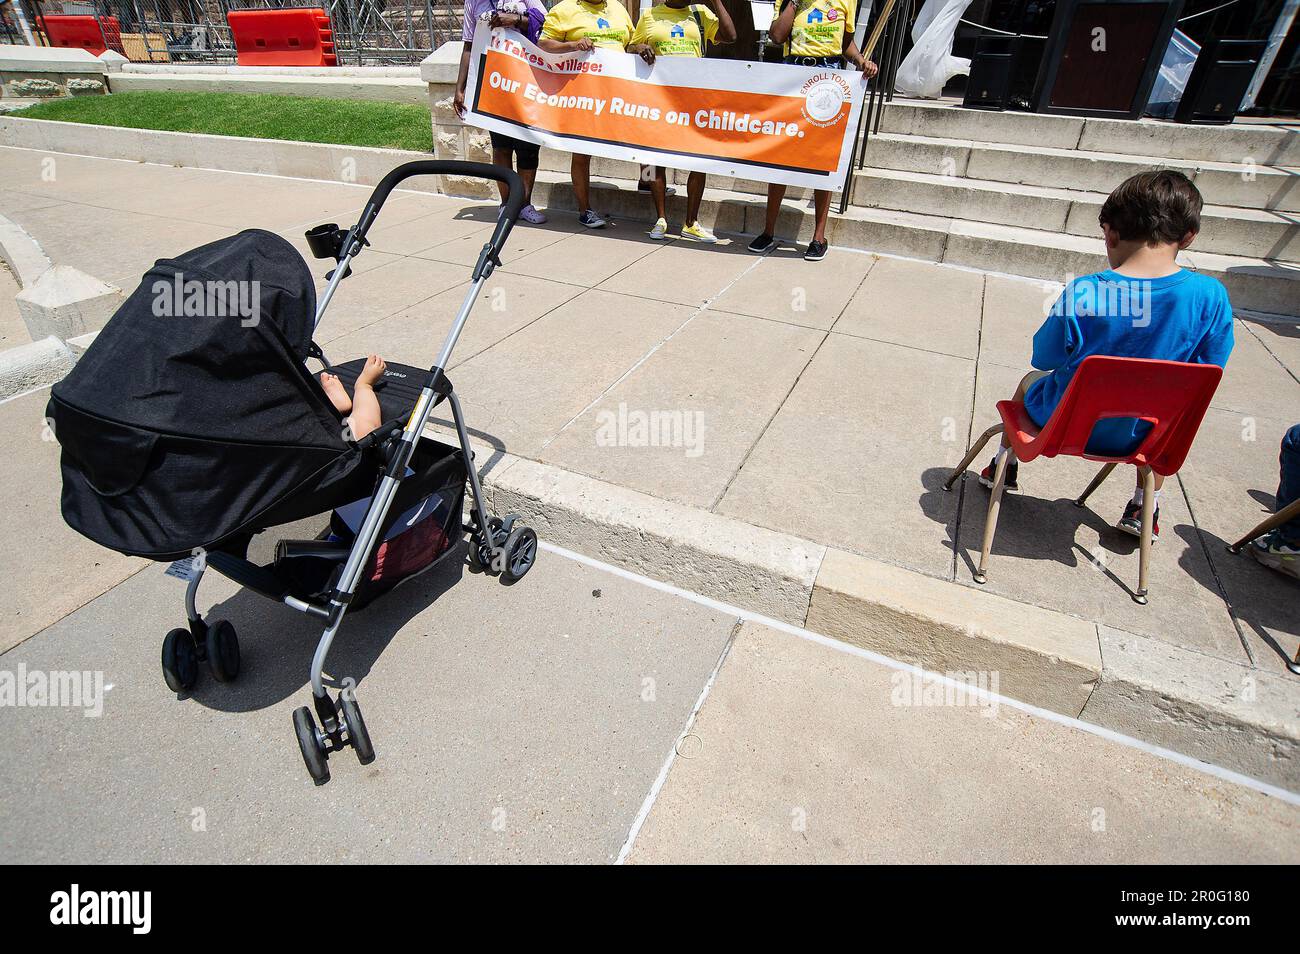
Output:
[
  {"xmin": 319, "ymin": 372, "xmax": 352, "ymax": 414},
  {"xmin": 356, "ymin": 354, "xmax": 387, "ymax": 389}
]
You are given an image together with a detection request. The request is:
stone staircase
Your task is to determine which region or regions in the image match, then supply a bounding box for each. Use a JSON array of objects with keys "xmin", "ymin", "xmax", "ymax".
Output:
[{"xmin": 525, "ymin": 98, "xmax": 1300, "ymax": 318}]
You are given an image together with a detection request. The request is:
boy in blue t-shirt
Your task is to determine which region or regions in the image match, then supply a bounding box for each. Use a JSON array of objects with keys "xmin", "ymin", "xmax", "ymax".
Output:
[{"xmin": 980, "ymin": 170, "xmax": 1234, "ymax": 542}]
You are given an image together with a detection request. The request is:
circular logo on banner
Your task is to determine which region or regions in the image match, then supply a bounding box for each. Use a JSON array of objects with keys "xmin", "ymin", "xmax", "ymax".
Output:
[{"xmin": 802, "ymin": 77, "xmax": 849, "ymax": 126}]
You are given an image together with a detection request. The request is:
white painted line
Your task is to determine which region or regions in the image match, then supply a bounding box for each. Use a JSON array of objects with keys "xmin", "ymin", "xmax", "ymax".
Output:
[
  {"xmin": 615, "ymin": 620, "xmax": 738, "ymax": 865},
  {"xmin": 541, "ymin": 540, "xmax": 1300, "ymax": 808}
]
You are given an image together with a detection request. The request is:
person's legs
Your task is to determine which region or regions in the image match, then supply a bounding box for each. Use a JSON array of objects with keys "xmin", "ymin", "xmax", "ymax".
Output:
[
  {"xmin": 764, "ymin": 183, "xmax": 784, "ymax": 235},
  {"xmin": 685, "ymin": 171, "xmax": 705, "ymax": 225},
  {"xmin": 748, "ymin": 184, "xmax": 784, "ymax": 252},
  {"xmin": 1277, "ymin": 423, "xmax": 1300, "ymax": 544},
  {"xmin": 572, "ymin": 153, "xmax": 591, "ymax": 213},
  {"xmin": 512, "ymin": 139, "xmax": 544, "ymax": 223},
  {"xmin": 980, "ymin": 370, "xmax": 1047, "ymax": 491},
  {"xmin": 648, "ymin": 166, "xmax": 668, "ymax": 238},
  {"xmin": 491, "ymin": 147, "xmax": 513, "ymax": 204},
  {"xmin": 812, "ymin": 189, "xmax": 831, "ymax": 244},
  {"xmin": 346, "ymin": 354, "xmax": 386, "ymax": 442}
]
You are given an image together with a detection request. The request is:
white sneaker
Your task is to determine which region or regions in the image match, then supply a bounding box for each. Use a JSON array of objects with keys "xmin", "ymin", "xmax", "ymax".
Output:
[
  {"xmin": 519, "ymin": 203, "xmax": 547, "ymax": 225},
  {"xmin": 648, "ymin": 217, "xmax": 668, "ymax": 240}
]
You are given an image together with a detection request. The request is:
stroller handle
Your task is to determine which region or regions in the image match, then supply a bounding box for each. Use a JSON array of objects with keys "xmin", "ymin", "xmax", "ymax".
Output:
[{"xmin": 352, "ymin": 160, "xmax": 525, "ymax": 277}]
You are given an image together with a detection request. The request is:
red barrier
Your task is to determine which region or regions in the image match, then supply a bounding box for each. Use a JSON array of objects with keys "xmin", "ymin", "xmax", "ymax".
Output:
[
  {"xmin": 227, "ymin": 8, "xmax": 337, "ymax": 67},
  {"xmin": 41, "ymin": 15, "xmax": 125, "ymax": 56}
]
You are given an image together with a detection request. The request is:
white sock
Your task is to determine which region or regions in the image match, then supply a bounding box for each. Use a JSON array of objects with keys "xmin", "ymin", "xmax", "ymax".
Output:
[
  {"xmin": 994, "ymin": 444, "xmax": 1010, "ymax": 465},
  {"xmin": 1132, "ymin": 488, "xmax": 1162, "ymax": 507}
]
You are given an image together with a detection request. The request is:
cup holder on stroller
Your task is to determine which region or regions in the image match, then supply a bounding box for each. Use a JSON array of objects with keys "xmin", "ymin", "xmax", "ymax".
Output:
[{"xmin": 305, "ymin": 223, "xmax": 347, "ymax": 261}]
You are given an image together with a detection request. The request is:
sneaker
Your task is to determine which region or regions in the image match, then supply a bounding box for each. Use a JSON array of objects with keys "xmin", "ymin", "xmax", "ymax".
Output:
[
  {"xmin": 747, "ymin": 232, "xmax": 775, "ymax": 253},
  {"xmin": 1117, "ymin": 502, "xmax": 1160, "ymax": 542},
  {"xmin": 578, "ymin": 209, "xmax": 607, "ymax": 229},
  {"xmin": 648, "ymin": 217, "xmax": 668, "ymax": 240},
  {"xmin": 1249, "ymin": 530, "xmax": 1300, "ymax": 581},
  {"xmin": 977, "ymin": 456, "xmax": 1018, "ymax": 492},
  {"xmin": 681, "ymin": 221, "xmax": 717, "ymax": 243},
  {"xmin": 518, "ymin": 203, "xmax": 547, "ymax": 225},
  {"xmin": 804, "ymin": 239, "xmax": 828, "ymax": 261}
]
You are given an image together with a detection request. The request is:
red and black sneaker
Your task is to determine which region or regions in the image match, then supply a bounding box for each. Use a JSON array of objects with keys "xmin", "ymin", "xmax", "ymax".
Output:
[
  {"xmin": 978, "ymin": 456, "xmax": 1018, "ymax": 491},
  {"xmin": 1117, "ymin": 502, "xmax": 1159, "ymax": 542}
]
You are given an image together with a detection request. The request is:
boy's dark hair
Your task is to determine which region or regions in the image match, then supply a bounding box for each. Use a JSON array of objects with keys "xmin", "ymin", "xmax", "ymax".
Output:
[{"xmin": 1098, "ymin": 170, "xmax": 1203, "ymax": 245}]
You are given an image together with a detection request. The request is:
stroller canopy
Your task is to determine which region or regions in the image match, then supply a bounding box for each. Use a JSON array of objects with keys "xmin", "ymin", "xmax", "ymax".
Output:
[{"xmin": 50, "ymin": 230, "xmax": 371, "ymax": 561}]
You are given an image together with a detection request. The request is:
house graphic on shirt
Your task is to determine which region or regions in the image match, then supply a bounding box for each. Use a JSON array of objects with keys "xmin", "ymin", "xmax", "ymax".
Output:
[
  {"xmin": 670, "ymin": 23, "xmax": 685, "ymax": 37},
  {"xmin": 807, "ymin": 8, "xmax": 823, "ymax": 21},
  {"xmin": 597, "ymin": 17, "xmax": 610, "ymax": 27}
]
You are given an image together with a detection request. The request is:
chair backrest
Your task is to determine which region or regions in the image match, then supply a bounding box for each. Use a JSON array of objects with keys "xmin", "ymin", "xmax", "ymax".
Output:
[{"xmin": 1036, "ymin": 356, "xmax": 1222, "ymax": 474}]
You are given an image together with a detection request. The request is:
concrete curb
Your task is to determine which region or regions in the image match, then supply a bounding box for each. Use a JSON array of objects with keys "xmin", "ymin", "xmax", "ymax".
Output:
[
  {"xmin": 0, "ymin": 211, "xmax": 52, "ymax": 288},
  {"xmin": 0, "ymin": 335, "xmax": 74, "ymax": 400},
  {"xmin": 485, "ymin": 453, "xmax": 825, "ymax": 626},
  {"xmin": 1081, "ymin": 627, "xmax": 1297, "ymax": 790},
  {"xmin": 466, "ymin": 446, "xmax": 1298, "ymax": 791}
]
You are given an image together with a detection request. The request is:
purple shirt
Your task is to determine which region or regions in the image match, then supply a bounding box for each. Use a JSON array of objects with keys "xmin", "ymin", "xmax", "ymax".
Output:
[{"xmin": 462, "ymin": 0, "xmax": 547, "ymax": 43}]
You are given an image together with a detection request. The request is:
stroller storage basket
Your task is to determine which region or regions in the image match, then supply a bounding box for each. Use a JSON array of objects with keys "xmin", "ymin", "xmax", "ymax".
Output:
[{"xmin": 273, "ymin": 437, "xmax": 466, "ymax": 610}]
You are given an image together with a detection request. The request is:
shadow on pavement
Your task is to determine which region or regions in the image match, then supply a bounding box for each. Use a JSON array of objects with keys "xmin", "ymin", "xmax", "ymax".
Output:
[{"xmin": 1177, "ymin": 522, "xmax": 1300, "ymax": 671}]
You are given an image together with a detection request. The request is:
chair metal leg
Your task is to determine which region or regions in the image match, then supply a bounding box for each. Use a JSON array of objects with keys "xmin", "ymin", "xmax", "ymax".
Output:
[
  {"xmin": 974, "ymin": 450, "xmax": 1010, "ymax": 584},
  {"xmin": 1135, "ymin": 467, "xmax": 1155, "ymax": 604},
  {"xmin": 944, "ymin": 423, "xmax": 1005, "ymax": 492},
  {"xmin": 1074, "ymin": 462, "xmax": 1117, "ymax": 508},
  {"xmin": 1226, "ymin": 497, "xmax": 1300, "ymax": 553}
]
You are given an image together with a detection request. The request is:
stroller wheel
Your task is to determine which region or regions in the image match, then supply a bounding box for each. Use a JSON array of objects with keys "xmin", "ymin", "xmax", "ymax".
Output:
[
  {"xmin": 502, "ymin": 526, "xmax": 538, "ymax": 583},
  {"xmin": 205, "ymin": 619, "xmax": 241, "ymax": 683},
  {"xmin": 292, "ymin": 706, "xmax": 331, "ymax": 785},
  {"xmin": 338, "ymin": 692, "xmax": 375, "ymax": 765},
  {"xmin": 161, "ymin": 628, "xmax": 199, "ymax": 693}
]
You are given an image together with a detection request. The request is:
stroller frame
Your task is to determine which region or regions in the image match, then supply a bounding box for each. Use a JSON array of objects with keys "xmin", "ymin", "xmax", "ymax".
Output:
[{"xmin": 178, "ymin": 160, "xmax": 532, "ymax": 785}]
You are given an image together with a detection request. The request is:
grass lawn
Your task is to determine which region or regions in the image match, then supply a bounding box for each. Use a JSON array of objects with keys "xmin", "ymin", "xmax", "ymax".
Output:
[{"xmin": 14, "ymin": 91, "xmax": 433, "ymax": 152}]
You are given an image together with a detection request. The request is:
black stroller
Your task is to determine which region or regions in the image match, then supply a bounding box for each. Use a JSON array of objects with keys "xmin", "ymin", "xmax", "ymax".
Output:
[{"xmin": 48, "ymin": 161, "xmax": 537, "ymax": 784}]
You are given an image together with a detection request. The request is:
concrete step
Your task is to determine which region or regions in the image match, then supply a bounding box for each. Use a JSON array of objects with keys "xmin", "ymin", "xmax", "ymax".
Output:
[
  {"xmin": 879, "ymin": 99, "xmax": 1300, "ymax": 167},
  {"xmin": 859, "ymin": 132, "xmax": 1300, "ymax": 213},
  {"xmin": 852, "ymin": 167, "xmax": 1300, "ymax": 264},
  {"xmin": 534, "ymin": 144, "xmax": 817, "ymax": 201},
  {"xmin": 525, "ymin": 170, "xmax": 1300, "ymax": 317}
]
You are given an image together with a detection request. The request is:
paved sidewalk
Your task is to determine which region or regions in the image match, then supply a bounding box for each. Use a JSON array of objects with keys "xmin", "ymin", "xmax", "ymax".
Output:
[
  {"xmin": 0, "ymin": 393, "xmax": 1294, "ymax": 860},
  {"xmin": 2, "ymin": 146, "xmax": 1298, "ymax": 681}
]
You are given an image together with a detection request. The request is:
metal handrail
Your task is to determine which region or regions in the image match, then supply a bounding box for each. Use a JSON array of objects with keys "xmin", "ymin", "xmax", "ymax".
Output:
[{"xmin": 838, "ymin": 0, "xmax": 914, "ymax": 214}]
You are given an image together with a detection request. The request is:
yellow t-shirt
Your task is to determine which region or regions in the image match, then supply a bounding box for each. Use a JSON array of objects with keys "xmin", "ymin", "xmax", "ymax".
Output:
[
  {"xmin": 541, "ymin": 0, "xmax": 635, "ymax": 49},
  {"xmin": 782, "ymin": 0, "xmax": 854, "ymax": 58},
  {"xmin": 630, "ymin": 4, "xmax": 718, "ymax": 58}
]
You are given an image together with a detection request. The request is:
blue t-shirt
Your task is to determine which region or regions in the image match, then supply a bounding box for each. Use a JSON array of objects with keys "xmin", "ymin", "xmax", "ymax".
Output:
[{"xmin": 1024, "ymin": 269, "xmax": 1234, "ymax": 457}]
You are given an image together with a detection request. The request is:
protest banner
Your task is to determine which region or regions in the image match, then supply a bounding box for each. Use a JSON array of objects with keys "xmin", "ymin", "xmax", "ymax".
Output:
[{"xmin": 463, "ymin": 22, "xmax": 867, "ymax": 192}]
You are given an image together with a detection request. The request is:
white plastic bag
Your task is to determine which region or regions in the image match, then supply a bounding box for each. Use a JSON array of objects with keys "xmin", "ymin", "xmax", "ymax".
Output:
[{"xmin": 894, "ymin": 0, "xmax": 973, "ymax": 100}]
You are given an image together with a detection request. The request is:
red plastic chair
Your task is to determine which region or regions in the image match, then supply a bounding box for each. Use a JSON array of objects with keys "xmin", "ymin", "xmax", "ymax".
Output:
[{"xmin": 944, "ymin": 356, "xmax": 1223, "ymax": 603}]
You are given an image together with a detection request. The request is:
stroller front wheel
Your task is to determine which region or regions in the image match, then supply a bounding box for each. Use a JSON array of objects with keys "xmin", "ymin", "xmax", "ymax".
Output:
[
  {"xmin": 205, "ymin": 619, "xmax": 241, "ymax": 683},
  {"xmin": 161, "ymin": 628, "xmax": 199, "ymax": 693},
  {"xmin": 502, "ymin": 526, "xmax": 538, "ymax": 583},
  {"xmin": 292, "ymin": 706, "xmax": 331, "ymax": 785},
  {"xmin": 338, "ymin": 692, "xmax": 375, "ymax": 765}
]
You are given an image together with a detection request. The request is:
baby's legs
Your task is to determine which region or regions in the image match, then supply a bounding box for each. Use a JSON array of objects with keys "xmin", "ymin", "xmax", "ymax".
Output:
[
  {"xmin": 319, "ymin": 372, "xmax": 352, "ymax": 415},
  {"xmin": 347, "ymin": 354, "xmax": 386, "ymax": 441}
]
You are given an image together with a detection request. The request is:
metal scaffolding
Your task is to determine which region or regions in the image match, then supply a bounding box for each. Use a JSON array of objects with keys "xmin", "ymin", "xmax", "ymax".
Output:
[{"xmin": 7, "ymin": 0, "xmax": 465, "ymax": 65}]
